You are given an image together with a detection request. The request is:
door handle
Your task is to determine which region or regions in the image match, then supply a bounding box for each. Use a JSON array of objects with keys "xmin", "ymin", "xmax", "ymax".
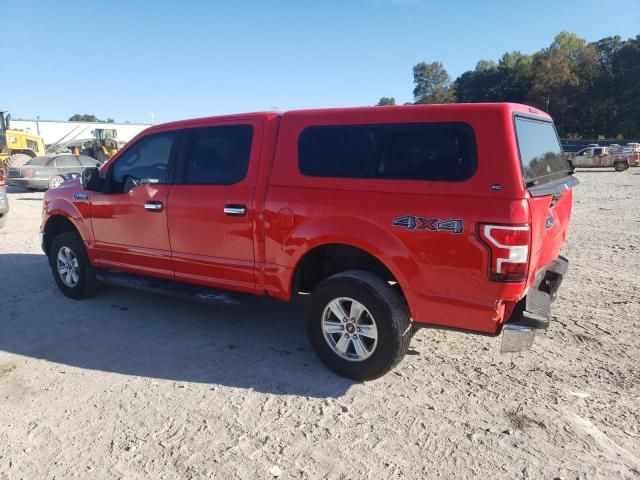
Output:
[
  {"xmin": 144, "ymin": 201, "xmax": 164, "ymax": 212},
  {"xmin": 224, "ymin": 204, "xmax": 247, "ymax": 217}
]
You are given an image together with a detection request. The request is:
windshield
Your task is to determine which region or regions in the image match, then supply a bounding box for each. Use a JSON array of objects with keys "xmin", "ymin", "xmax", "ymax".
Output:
[{"xmin": 514, "ymin": 116, "xmax": 570, "ymax": 186}]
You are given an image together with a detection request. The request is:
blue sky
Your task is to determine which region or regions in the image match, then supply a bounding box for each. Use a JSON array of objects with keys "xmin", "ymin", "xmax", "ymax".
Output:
[{"xmin": 2, "ymin": 0, "xmax": 638, "ymax": 123}]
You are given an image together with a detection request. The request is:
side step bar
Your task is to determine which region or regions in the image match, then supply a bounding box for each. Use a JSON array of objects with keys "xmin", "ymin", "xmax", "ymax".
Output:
[{"xmin": 96, "ymin": 270, "xmax": 250, "ymax": 306}]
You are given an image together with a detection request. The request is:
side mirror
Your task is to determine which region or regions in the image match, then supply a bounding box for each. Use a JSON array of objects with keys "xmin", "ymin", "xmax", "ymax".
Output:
[
  {"xmin": 81, "ymin": 167, "xmax": 102, "ymax": 191},
  {"xmin": 5, "ymin": 113, "xmax": 10, "ymax": 129}
]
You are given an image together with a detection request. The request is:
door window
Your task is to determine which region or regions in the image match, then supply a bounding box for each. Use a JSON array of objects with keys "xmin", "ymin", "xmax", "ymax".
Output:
[
  {"xmin": 78, "ymin": 155, "xmax": 100, "ymax": 167},
  {"xmin": 112, "ymin": 131, "xmax": 176, "ymax": 186},
  {"xmin": 181, "ymin": 125, "xmax": 253, "ymax": 185},
  {"xmin": 55, "ymin": 155, "xmax": 81, "ymax": 168}
]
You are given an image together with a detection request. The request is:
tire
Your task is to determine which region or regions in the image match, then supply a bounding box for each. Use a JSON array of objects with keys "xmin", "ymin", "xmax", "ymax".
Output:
[
  {"xmin": 6, "ymin": 153, "xmax": 31, "ymax": 168},
  {"xmin": 49, "ymin": 231, "xmax": 100, "ymax": 299},
  {"xmin": 308, "ymin": 270, "xmax": 412, "ymax": 380},
  {"xmin": 96, "ymin": 149, "xmax": 109, "ymax": 164},
  {"xmin": 81, "ymin": 148, "xmax": 96, "ymax": 159},
  {"xmin": 614, "ymin": 161, "xmax": 629, "ymax": 172},
  {"xmin": 48, "ymin": 176, "xmax": 65, "ymax": 189}
]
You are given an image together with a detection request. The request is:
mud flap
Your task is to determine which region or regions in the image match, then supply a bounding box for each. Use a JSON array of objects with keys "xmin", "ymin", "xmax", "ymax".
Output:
[{"xmin": 501, "ymin": 324, "xmax": 536, "ymax": 352}]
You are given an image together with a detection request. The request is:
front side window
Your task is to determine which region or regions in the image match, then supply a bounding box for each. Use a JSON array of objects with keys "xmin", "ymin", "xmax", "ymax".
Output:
[
  {"xmin": 78, "ymin": 155, "xmax": 100, "ymax": 167},
  {"xmin": 514, "ymin": 116, "xmax": 569, "ymax": 186},
  {"xmin": 112, "ymin": 131, "xmax": 176, "ymax": 185},
  {"xmin": 298, "ymin": 123, "xmax": 476, "ymax": 181},
  {"xmin": 182, "ymin": 125, "xmax": 253, "ymax": 185}
]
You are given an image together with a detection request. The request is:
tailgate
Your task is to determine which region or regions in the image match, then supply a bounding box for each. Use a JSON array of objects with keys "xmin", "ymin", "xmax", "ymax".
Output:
[{"xmin": 528, "ymin": 183, "xmax": 574, "ymax": 280}]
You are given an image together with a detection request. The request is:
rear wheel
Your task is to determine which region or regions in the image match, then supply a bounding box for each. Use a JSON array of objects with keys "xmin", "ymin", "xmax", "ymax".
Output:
[
  {"xmin": 614, "ymin": 161, "xmax": 629, "ymax": 172},
  {"xmin": 308, "ymin": 270, "xmax": 411, "ymax": 380},
  {"xmin": 49, "ymin": 231, "xmax": 100, "ymax": 299}
]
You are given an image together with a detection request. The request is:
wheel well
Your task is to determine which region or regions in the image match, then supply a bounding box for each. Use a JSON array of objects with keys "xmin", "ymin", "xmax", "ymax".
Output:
[
  {"xmin": 292, "ymin": 244, "xmax": 400, "ymax": 294},
  {"xmin": 43, "ymin": 216, "xmax": 79, "ymax": 256}
]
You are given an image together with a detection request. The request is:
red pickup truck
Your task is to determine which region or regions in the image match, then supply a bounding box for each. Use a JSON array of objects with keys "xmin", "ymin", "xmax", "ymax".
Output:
[{"xmin": 41, "ymin": 103, "xmax": 576, "ymax": 380}]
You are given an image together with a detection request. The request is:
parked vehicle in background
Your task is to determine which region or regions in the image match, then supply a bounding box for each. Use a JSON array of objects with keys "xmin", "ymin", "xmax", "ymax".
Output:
[
  {"xmin": 570, "ymin": 146, "xmax": 629, "ymax": 171},
  {"xmin": 0, "ymin": 168, "xmax": 8, "ymax": 228},
  {"xmin": 7, "ymin": 154, "xmax": 101, "ymax": 190},
  {"xmin": 81, "ymin": 129, "xmax": 119, "ymax": 163},
  {"xmin": 608, "ymin": 144, "xmax": 622, "ymax": 153},
  {"xmin": 587, "ymin": 143, "xmax": 599, "ymax": 147},
  {"xmin": 627, "ymin": 143, "xmax": 640, "ymax": 153},
  {"xmin": 41, "ymin": 103, "xmax": 576, "ymax": 380},
  {"xmin": 0, "ymin": 109, "xmax": 47, "ymax": 170}
]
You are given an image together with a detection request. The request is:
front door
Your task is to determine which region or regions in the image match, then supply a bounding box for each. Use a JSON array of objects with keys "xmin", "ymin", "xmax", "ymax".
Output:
[
  {"xmin": 90, "ymin": 130, "xmax": 179, "ymax": 278},
  {"xmin": 167, "ymin": 122, "xmax": 260, "ymax": 293}
]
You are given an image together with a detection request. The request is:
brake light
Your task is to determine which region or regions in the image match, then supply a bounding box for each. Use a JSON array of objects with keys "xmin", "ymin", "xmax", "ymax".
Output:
[
  {"xmin": 0, "ymin": 173, "xmax": 4, "ymax": 186},
  {"xmin": 477, "ymin": 224, "xmax": 530, "ymax": 282},
  {"xmin": 25, "ymin": 169, "xmax": 34, "ymax": 178}
]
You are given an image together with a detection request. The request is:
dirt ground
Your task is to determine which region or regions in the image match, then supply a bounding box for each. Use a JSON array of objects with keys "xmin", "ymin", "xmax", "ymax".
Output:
[{"xmin": 0, "ymin": 171, "xmax": 639, "ymax": 480}]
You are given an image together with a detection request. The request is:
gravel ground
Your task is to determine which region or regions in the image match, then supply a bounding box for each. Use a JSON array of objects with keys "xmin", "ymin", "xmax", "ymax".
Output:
[{"xmin": 0, "ymin": 171, "xmax": 639, "ymax": 479}]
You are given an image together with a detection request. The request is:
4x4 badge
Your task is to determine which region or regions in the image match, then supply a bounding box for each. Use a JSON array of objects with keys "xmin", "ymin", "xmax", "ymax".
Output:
[{"xmin": 393, "ymin": 216, "xmax": 463, "ymax": 234}]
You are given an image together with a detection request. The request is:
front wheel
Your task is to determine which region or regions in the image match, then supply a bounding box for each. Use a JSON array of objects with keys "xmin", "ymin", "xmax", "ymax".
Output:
[
  {"xmin": 308, "ymin": 270, "xmax": 411, "ymax": 380},
  {"xmin": 49, "ymin": 231, "xmax": 100, "ymax": 299}
]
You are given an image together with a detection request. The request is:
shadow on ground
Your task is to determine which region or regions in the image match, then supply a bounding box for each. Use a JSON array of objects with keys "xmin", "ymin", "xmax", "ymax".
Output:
[{"xmin": 0, "ymin": 253, "xmax": 353, "ymax": 398}]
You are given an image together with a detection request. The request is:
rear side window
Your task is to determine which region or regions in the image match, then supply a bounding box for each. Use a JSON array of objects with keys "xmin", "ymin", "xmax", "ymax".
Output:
[
  {"xmin": 298, "ymin": 123, "xmax": 476, "ymax": 181},
  {"xmin": 55, "ymin": 156, "xmax": 81, "ymax": 168},
  {"xmin": 514, "ymin": 117, "xmax": 569, "ymax": 186},
  {"xmin": 182, "ymin": 125, "xmax": 253, "ymax": 185}
]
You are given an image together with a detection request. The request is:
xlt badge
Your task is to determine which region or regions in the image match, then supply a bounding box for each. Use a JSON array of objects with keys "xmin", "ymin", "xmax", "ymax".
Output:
[{"xmin": 393, "ymin": 216, "xmax": 463, "ymax": 234}]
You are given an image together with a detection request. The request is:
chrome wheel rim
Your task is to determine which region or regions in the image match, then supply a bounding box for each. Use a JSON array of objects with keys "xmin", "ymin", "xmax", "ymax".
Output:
[
  {"xmin": 321, "ymin": 297, "xmax": 378, "ymax": 362},
  {"xmin": 50, "ymin": 177, "xmax": 63, "ymax": 188},
  {"xmin": 56, "ymin": 246, "xmax": 80, "ymax": 287}
]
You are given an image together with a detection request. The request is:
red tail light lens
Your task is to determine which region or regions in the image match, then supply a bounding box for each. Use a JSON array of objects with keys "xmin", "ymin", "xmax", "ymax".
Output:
[
  {"xmin": 478, "ymin": 224, "xmax": 530, "ymax": 282},
  {"xmin": 26, "ymin": 169, "xmax": 34, "ymax": 178},
  {"xmin": 0, "ymin": 173, "xmax": 4, "ymax": 186}
]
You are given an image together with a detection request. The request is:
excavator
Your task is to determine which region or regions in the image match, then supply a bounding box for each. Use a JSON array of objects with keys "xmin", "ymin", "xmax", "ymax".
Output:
[{"xmin": 0, "ymin": 109, "xmax": 46, "ymax": 170}]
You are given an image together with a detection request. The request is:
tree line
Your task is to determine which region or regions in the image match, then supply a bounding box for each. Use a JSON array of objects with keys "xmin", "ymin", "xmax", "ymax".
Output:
[
  {"xmin": 378, "ymin": 32, "xmax": 640, "ymax": 139},
  {"xmin": 69, "ymin": 114, "xmax": 115, "ymax": 123}
]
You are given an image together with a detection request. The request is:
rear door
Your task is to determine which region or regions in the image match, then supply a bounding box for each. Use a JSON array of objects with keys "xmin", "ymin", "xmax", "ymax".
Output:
[
  {"xmin": 167, "ymin": 121, "xmax": 261, "ymax": 293},
  {"xmin": 90, "ymin": 130, "xmax": 179, "ymax": 278},
  {"xmin": 514, "ymin": 116, "xmax": 577, "ymax": 279}
]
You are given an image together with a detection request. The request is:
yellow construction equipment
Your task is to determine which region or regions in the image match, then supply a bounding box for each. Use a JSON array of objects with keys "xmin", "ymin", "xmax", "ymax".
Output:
[
  {"xmin": 81, "ymin": 128, "xmax": 118, "ymax": 163},
  {"xmin": 0, "ymin": 109, "xmax": 46, "ymax": 169}
]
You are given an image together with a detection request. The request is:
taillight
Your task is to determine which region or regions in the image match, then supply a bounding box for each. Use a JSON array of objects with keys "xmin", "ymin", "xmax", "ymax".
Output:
[
  {"xmin": 477, "ymin": 224, "xmax": 530, "ymax": 282},
  {"xmin": 26, "ymin": 169, "xmax": 34, "ymax": 178},
  {"xmin": 0, "ymin": 173, "xmax": 4, "ymax": 186}
]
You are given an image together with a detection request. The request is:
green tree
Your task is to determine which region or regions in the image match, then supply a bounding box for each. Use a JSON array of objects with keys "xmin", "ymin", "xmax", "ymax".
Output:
[
  {"xmin": 376, "ymin": 97, "xmax": 396, "ymax": 106},
  {"xmin": 399, "ymin": 32, "xmax": 640, "ymax": 138},
  {"xmin": 68, "ymin": 114, "xmax": 99, "ymax": 122},
  {"xmin": 413, "ymin": 62, "xmax": 455, "ymax": 104}
]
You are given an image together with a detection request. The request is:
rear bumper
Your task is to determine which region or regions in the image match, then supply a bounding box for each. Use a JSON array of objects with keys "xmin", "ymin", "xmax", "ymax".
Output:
[
  {"xmin": 501, "ymin": 255, "xmax": 568, "ymax": 352},
  {"xmin": 7, "ymin": 178, "xmax": 48, "ymax": 189}
]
